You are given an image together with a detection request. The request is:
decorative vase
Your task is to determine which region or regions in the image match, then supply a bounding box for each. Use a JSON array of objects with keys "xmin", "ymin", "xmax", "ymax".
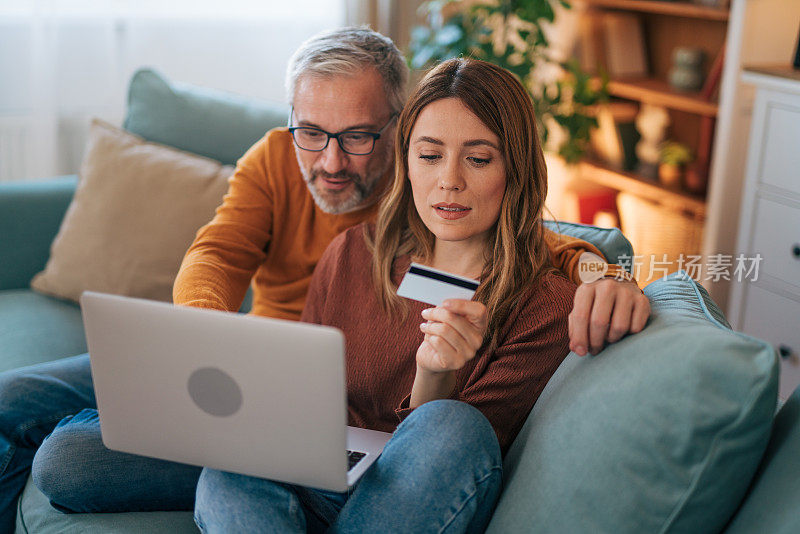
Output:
[
  {"xmin": 684, "ymin": 165, "xmax": 708, "ymax": 194},
  {"xmin": 635, "ymin": 104, "xmax": 670, "ymax": 179},
  {"xmin": 669, "ymin": 47, "xmax": 705, "ymax": 92},
  {"xmin": 658, "ymin": 163, "xmax": 683, "ymax": 189}
]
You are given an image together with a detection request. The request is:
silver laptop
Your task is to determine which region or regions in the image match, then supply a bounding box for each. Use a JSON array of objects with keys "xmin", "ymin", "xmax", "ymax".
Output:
[{"xmin": 80, "ymin": 291, "xmax": 392, "ymax": 492}]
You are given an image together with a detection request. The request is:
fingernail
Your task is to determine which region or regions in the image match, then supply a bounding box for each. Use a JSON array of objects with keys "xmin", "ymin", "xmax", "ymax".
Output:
[
  {"xmin": 575, "ymin": 345, "xmax": 585, "ymax": 355},
  {"xmin": 421, "ymin": 309, "xmax": 430, "ymax": 318}
]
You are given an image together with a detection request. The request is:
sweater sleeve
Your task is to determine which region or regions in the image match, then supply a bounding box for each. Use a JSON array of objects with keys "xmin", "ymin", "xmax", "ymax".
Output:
[
  {"xmin": 173, "ymin": 136, "xmax": 273, "ymax": 311},
  {"xmin": 546, "ymin": 228, "xmax": 635, "ymax": 285},
  {"xmin": 396, "ymin": 273, "xmax": 576, "ymax": 455}
]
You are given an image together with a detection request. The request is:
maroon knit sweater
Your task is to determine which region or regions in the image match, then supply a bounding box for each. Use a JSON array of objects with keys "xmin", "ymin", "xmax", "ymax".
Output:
[{"xmin": 301, "ymin": 224, "xmax": 576, "ymax": 454}]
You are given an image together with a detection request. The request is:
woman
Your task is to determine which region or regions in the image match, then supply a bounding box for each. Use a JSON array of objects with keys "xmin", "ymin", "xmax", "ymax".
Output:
[{"xmin": 194, "ymin": 58, "xmax": 577, "ymax": 532}]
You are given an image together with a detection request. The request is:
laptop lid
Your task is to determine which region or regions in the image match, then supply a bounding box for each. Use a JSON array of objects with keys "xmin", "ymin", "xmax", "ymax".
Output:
[{"xmin": 80, "ymin": 291, "xmax": 351, "ymax": 491}]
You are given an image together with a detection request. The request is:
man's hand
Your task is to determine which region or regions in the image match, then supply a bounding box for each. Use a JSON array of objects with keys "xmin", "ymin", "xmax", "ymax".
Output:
[{"xmin": 568, "ymin": 278, "xmax": 650, "ymax": 356}]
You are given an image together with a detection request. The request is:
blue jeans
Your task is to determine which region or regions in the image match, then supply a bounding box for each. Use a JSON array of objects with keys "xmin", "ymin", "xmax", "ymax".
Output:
[
  {"xmin": 0, "ymin": 354, "xmax": 200, "ymax": 531},
  {"xmin": 195, "ymin": 400, "xmax": 503, "ymax": 533}
]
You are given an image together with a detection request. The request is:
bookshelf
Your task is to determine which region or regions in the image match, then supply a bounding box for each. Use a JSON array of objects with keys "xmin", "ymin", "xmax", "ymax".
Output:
[
  {"xmin": 579, "ymin": 159, "xmax": 707, "ymax": 216},
  {"xmin": 585, "ymin": 0, "xmax": 729, "ymax": 21},
  {"xmin": 568, "ymin": 0, "xmax": 730, "ymax": 285},
  {"xmin": 607, "ymin": 78, "xmax": 719, "ymax": 116}
]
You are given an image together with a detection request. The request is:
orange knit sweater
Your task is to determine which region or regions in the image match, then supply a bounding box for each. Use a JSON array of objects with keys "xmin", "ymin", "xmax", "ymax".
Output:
[{"xmin": 174, "ymin": 129, "xmax": 626, "ymax": 319}]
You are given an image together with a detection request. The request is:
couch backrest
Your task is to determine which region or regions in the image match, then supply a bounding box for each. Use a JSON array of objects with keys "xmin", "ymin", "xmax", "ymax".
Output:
[
  {"xmin": 0, "ymin": 176, "xmax": 79, "ymax": 290},
  {"xmin": 542, "ymin": 220, "xmax": 632, "ymax": 267},
  {"xmin": 123, "ymin": 68, "xmax": 288, "ymax": 166}
]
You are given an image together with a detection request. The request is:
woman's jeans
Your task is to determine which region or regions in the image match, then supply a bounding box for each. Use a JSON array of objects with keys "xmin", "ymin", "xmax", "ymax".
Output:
[
  {"xmin": 1, "ymin": 355, "xmax": 501, "ymax": 534},
  {"xmin": 195, "ymin": 400, "xmax": 503, "ymax": 534},
  {"xmin": 0, "ymin": 354, "xmax": 201, "ymax": 532}
]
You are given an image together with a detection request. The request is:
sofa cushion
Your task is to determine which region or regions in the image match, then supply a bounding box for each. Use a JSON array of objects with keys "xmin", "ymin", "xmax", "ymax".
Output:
[
  {"xmin": 723, "ymin": 386, "xmax": 800, "ymax": 533},
  {"xmin": 124, "ymin": 68, "xmax": 287, "ymax": 166},
  {"xmin": 487, "ymin": 271, "xmax": 778, "ymax": 534},
  {"xmin": 0, "ymin": 290, "xmax": 86, "ymax": 373},
  {"xmin": 31, "ymin": 120, "xmax": 233, "ymax": 304},
  {"xmin": 15, "ymin": 476, "xmax": 198, "ymax": 534}
]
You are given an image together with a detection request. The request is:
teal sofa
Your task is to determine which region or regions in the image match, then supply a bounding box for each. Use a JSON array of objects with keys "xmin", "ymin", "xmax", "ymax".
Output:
[{"xmin": 3, "ymin": 69, "xmax": 798, "ymax": 533}]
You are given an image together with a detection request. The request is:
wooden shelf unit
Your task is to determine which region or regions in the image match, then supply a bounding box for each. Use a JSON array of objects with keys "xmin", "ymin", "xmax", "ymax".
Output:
[
  {"xmin": 566, "ymin": 0, "xmax": 731, "ymax": 284},
  {"xmin": 579, "ymin": 159, "xmax": 707, "ymax": 216},
  {"xmin": 584, "ymin": 0, "xmax": 729, "ymax": 21},
  {"xmin": 607, "ymin": 78, "xmax": 719, "ymax": 116}
]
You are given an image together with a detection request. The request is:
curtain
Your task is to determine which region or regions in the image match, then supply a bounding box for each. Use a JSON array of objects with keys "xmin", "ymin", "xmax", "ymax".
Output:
[
  {"xmin": 0, "ymin": 1, "xmax": 345, "ymax": 181},
  {"xmin": 344, "ymin": 0, "xmax": 424, "ymax": 51}
]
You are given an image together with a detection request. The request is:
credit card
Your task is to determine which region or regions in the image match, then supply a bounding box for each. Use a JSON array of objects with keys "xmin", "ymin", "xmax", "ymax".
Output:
[{"xmin": 396, "ymin": 262, "xmax": 480, "ymax": 307}]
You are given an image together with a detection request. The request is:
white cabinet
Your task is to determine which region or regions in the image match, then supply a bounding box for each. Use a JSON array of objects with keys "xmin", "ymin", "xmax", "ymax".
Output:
[{"xmin": 730, "ymin": 67, "xmax": 800, "ymax": 399}]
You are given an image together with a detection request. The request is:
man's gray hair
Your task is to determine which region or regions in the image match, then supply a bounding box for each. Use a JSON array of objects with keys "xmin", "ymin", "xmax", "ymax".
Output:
[{"xmin": 286, "ymin": 27, "xmax": 408, "ymax": 115}]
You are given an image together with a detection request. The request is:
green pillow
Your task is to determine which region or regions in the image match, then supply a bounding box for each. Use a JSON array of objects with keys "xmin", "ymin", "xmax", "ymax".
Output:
[
  {"xmin": 123, "ymin": 69, "xmax": 288, "ymax": 166},
  {"xmin": 723, "ymin": 386, "xmax": 800, "ymax": 534},
  {"xmin": 488, "ymin": 271, "xmax": 778, "ymax": 533}
]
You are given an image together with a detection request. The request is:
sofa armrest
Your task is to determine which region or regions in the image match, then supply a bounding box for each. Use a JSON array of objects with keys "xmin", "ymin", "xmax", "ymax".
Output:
[{"xmin": 0, "ymin": 176, "xmax": 77, "ymax": 290}]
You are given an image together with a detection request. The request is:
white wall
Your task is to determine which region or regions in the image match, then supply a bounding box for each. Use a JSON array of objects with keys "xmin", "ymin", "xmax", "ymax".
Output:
[{"xmin": 0, "ymin": 1, "xmax": 345, "ymax": 181}]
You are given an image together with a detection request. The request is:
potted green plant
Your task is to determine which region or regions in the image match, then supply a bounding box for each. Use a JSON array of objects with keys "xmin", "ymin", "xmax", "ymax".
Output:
[
  {"xmin": 658, "ymin": 141, "xmax": 693, "ymax": 189},
  {"xmin": 408, "ymin": 0, "xmax": 608, "ymax": 165}
]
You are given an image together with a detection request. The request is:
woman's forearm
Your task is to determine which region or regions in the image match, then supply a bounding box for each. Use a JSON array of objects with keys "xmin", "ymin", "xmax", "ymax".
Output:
[{"xmin": 409, "ymin": 366, "xmax": 457, "ymax": 408}]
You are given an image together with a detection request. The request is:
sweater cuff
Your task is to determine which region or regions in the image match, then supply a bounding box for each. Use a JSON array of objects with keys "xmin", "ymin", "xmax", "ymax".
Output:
[
  {"xmin": 604, "ymin": 264, "xmax": 637, "ymax": 284},
  {"xmin": 394, "ymin": 394, "xmax": 415, "ymax": 423},
  {"xmin": 394, "ymin": 389, "xmax": 462, "ymax": 424}
]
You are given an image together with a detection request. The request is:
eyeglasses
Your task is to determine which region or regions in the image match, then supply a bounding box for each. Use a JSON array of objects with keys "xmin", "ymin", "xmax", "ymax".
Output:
[{"xmin": 287, "ymin": 107, "xmax": 396, "ymax": 156}]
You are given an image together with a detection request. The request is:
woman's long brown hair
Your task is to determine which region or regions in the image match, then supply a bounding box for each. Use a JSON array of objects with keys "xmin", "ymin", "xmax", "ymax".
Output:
[{"xmin": 366, "ymin": 58, "xmax": 552, "ymax": 350}]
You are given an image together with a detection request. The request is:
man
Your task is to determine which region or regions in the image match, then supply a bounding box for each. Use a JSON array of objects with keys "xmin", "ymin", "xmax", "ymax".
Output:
[
  {"xmin": 173, "ymin": 28, "xmax": 648, "ymax": 352},
  {"xmin": 0, "ymin": 27, "xmax": 649, "ymax": 526}
]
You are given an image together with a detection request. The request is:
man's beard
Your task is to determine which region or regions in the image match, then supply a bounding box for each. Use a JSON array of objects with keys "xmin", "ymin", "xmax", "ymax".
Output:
[
  {"xmin": 304, "ymin": 169, "xmax": 372, "ymax": 214},
  {"xmin": 297, "ymin": 151, "xmax": 391, "ymax": 215}
]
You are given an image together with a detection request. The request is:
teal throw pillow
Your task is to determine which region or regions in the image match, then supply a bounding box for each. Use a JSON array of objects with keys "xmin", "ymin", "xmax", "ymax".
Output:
[
  {"xmin": 123, "ymin": 68, "xmax": 287, "ymax": 166},
  {"xmin": 487, "ymin": 271, "xmax": 778, "ymax": 534}
]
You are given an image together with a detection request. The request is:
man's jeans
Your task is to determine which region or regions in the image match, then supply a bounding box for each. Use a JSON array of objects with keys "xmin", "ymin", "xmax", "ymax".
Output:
[
  {"xmin": 0, "ymin": 354, "xmax": 200, "ymax": 532},
  {"xmin": 195, "ymin": 400, "xmax": 503, "ymax": 533}
]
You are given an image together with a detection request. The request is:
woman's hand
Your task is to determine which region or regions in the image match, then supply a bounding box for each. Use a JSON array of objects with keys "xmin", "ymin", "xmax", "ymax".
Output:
[
  {"xmin": 417, "ymin": 299, "xmax": 489, "ymax": 372},
  {"xmin": 410, "ymin": 299, "xmax": 488, "ymax": 408}
]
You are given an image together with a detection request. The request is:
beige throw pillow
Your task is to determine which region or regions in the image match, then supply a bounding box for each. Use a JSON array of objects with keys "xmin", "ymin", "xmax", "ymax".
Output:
[{"xmin": 31, "ymin": 119, "xmax": 233, "ymax": 303}]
